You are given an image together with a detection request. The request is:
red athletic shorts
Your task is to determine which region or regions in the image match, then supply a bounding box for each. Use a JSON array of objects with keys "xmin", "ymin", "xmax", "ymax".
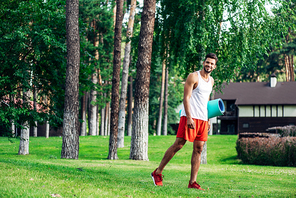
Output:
[{"xmin": 176, "ymin": 116, "xmax": 208, "ymax": 142}]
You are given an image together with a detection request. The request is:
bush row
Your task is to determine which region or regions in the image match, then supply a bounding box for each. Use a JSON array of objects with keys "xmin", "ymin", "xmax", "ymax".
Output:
[
  {"xmin": 236, "ymin": 135, "xmax": 296, "ymax": 167},
  {"xmin": 266, "ymin": 125, "xmax": 296, "ymax": 137}
]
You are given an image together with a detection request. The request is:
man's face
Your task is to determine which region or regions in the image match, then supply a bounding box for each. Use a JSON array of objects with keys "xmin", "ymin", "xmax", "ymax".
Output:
[{"xmin": 203, "ymin": 58, "xmax": 216, "ymax": 74}]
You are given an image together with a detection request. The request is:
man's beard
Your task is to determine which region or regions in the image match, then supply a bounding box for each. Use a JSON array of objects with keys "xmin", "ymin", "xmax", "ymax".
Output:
[{"xmin": 204, "ymin": 67, "xmax": 212, "ymax": 74}]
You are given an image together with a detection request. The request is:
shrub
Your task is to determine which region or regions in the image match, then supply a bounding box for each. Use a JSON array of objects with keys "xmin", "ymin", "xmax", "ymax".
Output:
[
  {"xmin": 266, "ymin": 125, "xmax": 296, "ymax": 137},
  {"xmin": 236, "ymin": 135, "xmax": 296, "ymax": 166}
]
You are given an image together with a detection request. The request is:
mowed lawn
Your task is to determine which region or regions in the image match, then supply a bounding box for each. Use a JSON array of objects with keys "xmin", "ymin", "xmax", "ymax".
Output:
[{"xmin": 0, "ymin": 135, "xmax": 295, "ymax": 198}]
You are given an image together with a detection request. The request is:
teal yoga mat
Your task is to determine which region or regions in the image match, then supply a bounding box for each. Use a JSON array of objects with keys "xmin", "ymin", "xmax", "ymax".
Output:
[{"xmin": 207, "ymin": 98, "xmax": 225, "ymax": 119}]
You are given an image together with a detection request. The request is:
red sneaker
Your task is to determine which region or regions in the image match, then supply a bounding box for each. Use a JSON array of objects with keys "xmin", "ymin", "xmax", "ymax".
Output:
[
  {"xmin": 151, "ymin": 169, "xmax": 163, "ymax": 186},
  {"xmin": 188, "ymin": 181, "xmax": 205, "ymax": 190}
]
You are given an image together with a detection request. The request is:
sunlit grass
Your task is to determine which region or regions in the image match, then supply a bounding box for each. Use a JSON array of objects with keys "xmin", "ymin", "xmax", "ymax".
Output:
[{"xmin": 0, "ymin": 135, "xmax": 295, "ymax": 197}]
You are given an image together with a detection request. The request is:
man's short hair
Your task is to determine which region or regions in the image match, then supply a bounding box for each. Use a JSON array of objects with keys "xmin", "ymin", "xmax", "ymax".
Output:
[{"xmin": 205, "ymin": 53, "xmax": 218, "ymax": 64}]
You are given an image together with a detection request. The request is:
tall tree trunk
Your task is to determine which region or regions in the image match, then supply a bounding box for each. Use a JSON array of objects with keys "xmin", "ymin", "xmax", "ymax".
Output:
[
  {"xmin": 45, "ymin": 120, "xmax": 49, "ymax": 138},
  {"xmin": 127, "ymin": 75, "xmax": 133, "ymax": 136},
  {"xmin": 18, "ymin": 89, "xmax": 30, "ymax": 155},
  {"xmin": 108, "ymin": 105, "xmax": 111, "ymax": 136},
  {"xmin": 100, "ymin": 107, "xmax": 105, "ymax": 135},
  {"xmin": 108, "ymin": 0, "xmax": 124, "ymax": 159},
  {"xmin": 156, "ymin": 57, "xmax": 166, "ymax": 136},
  {"xmin": 97, "ymin": 34, "xmax": 104, "ymax": 136},
  {"xmin": 19, "ymin": 120, "xmax": 30, "ymax": 155},
  {"xmin": 130, "ymin": 0, "xmax": 156, "ymax": 161},
  {"xmin": 163, "ymin": 65, "xmax": 168, "ymax": 135},
  {"xmin": 45, "ymin": 95, "xmax": 50, "ymax": 138},
  {"xmin": 290, "ymin": 54, "xmax": 294, "ymax": 81},
  {"xmin": 33, "ymin": 85, "xmax": 38, "ymax": 137},
  {"xmin": 9, "ymin": 94, "xmax": 15, "ymax": 137},
  {"xmin": 89, "ymin": 71, "xmax": 97, "ymax": 136},
  {"xmin": 96, "ymin": 104, "xmax": 99, "ymax": 135},
  {"xmin": 11, "ymin": 120, "xmax": 15, "ymax": 137},
  {"xmin": 80, "ymin": 92, "xmax": 87, "ymax": 136},
  {"xmin": 285, "ymin": 54, "xmax": 290, "ymax": 81},
  {"xmin": 117, "ymin": 0, "xmax": 137, "ymax": 148},
  {"xmin": 201, "ymin": 142, "xmax": 207, "ymax": 164},
  {"xmin": 104, "ymin": 102, "xmax": 109, "ymax": 136},
  {"xmin": 89, "ymin": 19, "xmax": 101, "ymax": 136},
  {"xmin": 61, "ymin": 0, "xmax": 80, "ymax": 159}
]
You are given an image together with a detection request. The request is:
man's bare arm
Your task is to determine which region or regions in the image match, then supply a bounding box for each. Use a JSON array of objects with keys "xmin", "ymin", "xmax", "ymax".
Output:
[{"xmin": 183, "ymin": 73, "xmax": 198, "ymax": 129}]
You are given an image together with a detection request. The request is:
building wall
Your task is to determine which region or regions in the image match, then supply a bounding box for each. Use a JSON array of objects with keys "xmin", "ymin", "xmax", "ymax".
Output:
[
  {"xmin": 238, "ymin": 117, "xmax": 296, "ymax": 133},
  {"xmin": 234, "ymin": 105, "xmax": 296, "ymax": 133},
  {"xmin": 238, "ymin": 105, "xmax": 296, "ymax": 117}
]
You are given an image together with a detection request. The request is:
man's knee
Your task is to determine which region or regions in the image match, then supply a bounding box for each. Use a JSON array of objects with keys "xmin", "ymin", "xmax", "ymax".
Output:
[
  {"xmin": 193, "ymin": 141, "xmax": 205, "ymax": 154},
  {"xmin": 193, "ymin": 146, "xmax": 203, "ymax": 154},
  {"xmin": 173, "ymin": 138, "xmax": 186, "ymax": 151},
  {"xmin": 174, "ymin": 144, "xmax": 184, "ymax": 151}
]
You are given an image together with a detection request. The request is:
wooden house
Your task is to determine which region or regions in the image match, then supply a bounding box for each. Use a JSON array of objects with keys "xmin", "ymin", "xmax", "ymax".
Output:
[{"xmin": 213, "ymin": 75, "xmax": 296, "ymax": 134}]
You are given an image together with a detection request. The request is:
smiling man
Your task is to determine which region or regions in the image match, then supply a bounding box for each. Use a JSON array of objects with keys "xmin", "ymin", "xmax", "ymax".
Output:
[{"xmin": 151, "ymin": 53, "xmax": 218, "ymax": 190}]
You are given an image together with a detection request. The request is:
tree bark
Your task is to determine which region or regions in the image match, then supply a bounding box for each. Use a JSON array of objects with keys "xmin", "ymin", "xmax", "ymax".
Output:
[
  {"xmin": 89, "ymin": 19, "xmax": 100, "ymax": 136},
  {"xmin": 80, "ymin": 92, "xmax": 86, "ymax": 136},
  {"xmin": 163, "ymin": 66, "xmax": 168, "ymax": 136},
  {"xmin": 285, "ymin": 54, "xmax": 290, "ymax": 81},
  {"xmin": 89, "ymin": 71, "xmax": 97, "ymax": 136},
  {"xmin": 11, "ymin": 120, "xmax": 15, "ymax": 137},
  {"xmin": 156, "ymin": 57, "xmax": 166, "ymax": 136},
  {"xmin": 61, "ymin": 0, "xmax": 80, "ymax": 159},
  {"xmin": 33, "ymin": 85, "xmax": 38, "ymax": 137},
  {"xmin": 127, "ymin": 75, "xmax": 133, "ymax": 136},
  {"xmin": 130, "ymin": 0, "xmax": 156, "ymax": 161},
  {"xmin": 290, "ymin": 54, "xmax": 294, "ymax": 81},
  {"xmin": 201, "ymin": 142, "xmax": 207, "ymax": 164},
  {"xmin": 45, "ymin": 120, "xmax": 49, "ymax": 138},
  {"xmin": 108, "ymin": 105, "xmax": 111, "ymax": 135},
  {"xmin": 18, "ymin": 89, "xmax": 30, "ymax": 155},
  {"xmin": 104, "ymin": 102, "xmax": 109, "ymax": 136},
  {"xmin": 117, "ymin": 0, "xmax": 137, "ymax": 148},
  {"xmin": 45, "ymin": 94, "xmax": 50, "ymax": 138},
  {"xmin": 19, "ymin": 120, "xmax": 30, "ymax": 155},
  {"xmin": 100, "ymin": 107, "xmax": 105, "ymax": 136},
  {"xmin": 108, "ymin": 0, "xmax": 124, "ymax": 160},
  {"xmin": 9, "ymin": 94, "xmax": 15, "ymax": 137}
]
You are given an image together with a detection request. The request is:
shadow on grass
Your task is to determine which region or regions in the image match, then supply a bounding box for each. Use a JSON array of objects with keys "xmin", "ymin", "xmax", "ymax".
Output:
[{"xmin": 219, "ymin": 155, "xmax": 242, "ymax": 164}]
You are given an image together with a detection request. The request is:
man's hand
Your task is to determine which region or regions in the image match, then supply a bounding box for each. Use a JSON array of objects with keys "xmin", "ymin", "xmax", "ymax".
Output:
[{"xmin": 187, "ymin": 117, "xmax": 195, "ymax": 129}]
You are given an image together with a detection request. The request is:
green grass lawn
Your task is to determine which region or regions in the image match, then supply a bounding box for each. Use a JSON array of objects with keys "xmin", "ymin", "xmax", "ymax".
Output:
[{"xmin": 0, "ymin": 135, "xmax": 295, "ymax": 198}]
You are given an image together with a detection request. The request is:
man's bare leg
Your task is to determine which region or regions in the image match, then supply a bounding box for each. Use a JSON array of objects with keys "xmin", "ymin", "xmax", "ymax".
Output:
[
  {"xmin": 155, "ymin": 138, "xmax": 186, "ymax": 175},
  {"xmin": 189, "ymin": 140, "xmax": 205, "ymax": 184}
]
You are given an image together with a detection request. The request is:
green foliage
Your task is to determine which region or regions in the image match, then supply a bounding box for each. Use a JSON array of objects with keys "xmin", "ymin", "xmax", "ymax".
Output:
[
  {"xmin": 148, "ymin": 57, "xmax": 184, "ymax": 135},
  {"xmin": 79, "ymin": 0, "xmax": 115, "ymax": 109},
  {"xmin": 156, "ymin": 0, "xmax": 292, "ymax": 89},
  {"xmin": 0, "ymin": 0, "xmax": 116, "ymax": 134},
  {"xmin": 236, "ymin": 0, "xmax": 296, "ymax": 82},
  {"xmin": 0, "ymin": 0, "xmax": 67, "ymax": 130}
]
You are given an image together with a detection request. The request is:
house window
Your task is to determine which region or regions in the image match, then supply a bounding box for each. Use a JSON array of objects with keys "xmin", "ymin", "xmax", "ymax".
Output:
[
  {"xmin": 272, "ymin": 105, "xmax": 277, "ymax": 117},
  {"xmin": 242, "ymin": 123, "xmax": 249, "ymax": 128},
  {"xmin": 254, "ymin": 106, "xmax": 260, "ymax": 117},
  {"xmin": 266, "ymin": 105, "xmax": 271, "ymax": 117},
  {"xmin": 260, "ymin": 105, "xmax": 265, "ymax": 117}
]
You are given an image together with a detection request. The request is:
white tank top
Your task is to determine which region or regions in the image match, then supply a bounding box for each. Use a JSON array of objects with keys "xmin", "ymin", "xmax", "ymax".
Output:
[{"xmin": 180, "ymin": 70, "xmax": 213, "ymax": 121}]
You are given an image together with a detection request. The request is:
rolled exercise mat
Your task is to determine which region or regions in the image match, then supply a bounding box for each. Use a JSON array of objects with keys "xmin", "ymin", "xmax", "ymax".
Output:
[{"xmin": 207, "ymin": 98, "xmax": 225, "ymax": 119}]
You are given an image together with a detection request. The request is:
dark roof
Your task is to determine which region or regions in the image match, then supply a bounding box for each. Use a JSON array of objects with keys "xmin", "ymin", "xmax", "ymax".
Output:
[{"xmin": 214, "ymin": 81, "xmax": 296, "ymax": 105}]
